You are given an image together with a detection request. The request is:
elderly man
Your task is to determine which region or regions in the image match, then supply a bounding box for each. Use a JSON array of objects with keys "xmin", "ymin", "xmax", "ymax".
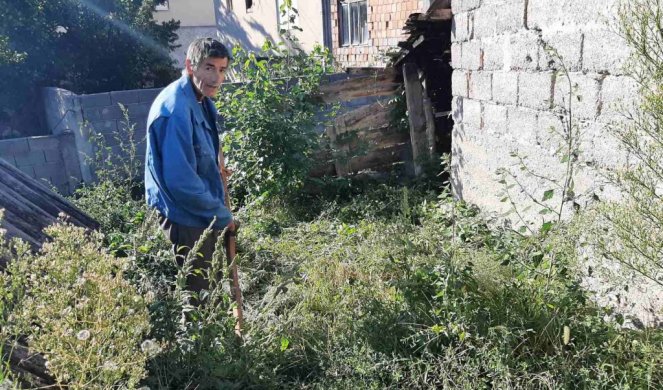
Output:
[{"xmin": 145, "ymin": 37, "xmax": 235, "ymax": 298}]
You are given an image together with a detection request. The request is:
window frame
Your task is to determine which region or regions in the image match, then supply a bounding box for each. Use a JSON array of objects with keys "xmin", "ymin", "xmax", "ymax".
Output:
[{"xmin": 339, "ymin": 0, "xmax": 368, "ymax": 47}]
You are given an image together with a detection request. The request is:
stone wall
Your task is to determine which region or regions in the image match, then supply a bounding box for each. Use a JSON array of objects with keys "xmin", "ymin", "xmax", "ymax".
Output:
[
  {"xmin": 331, "ymin": 0, "xmax": 425, "ymax": 69},
  {"xmin": 0, "ymin": 133, "xmax": 81, "ymax": 195},
  {"xmin": 450, "ymin": 0, "xmax": 634, "ymax": 222}
]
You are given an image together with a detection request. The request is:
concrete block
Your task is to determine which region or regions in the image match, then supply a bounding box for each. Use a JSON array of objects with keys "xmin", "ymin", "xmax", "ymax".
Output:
[
  {"xmin": 452, "ymin": 0, "xmax": 481, "ymax": 13},
  {"xmin": 83, "ymin": 105, "xmax": 124, "ymax": 122},
  {"xmin": 34, "ymin": 162, "xmax": 62, "ymax": 182},
  {"xmin": 493, "ymin": 71, "xmax": 518, "ymax": 105},
  {"xmin": 110, "ymin": 90, "xmax": 141, "ymax": 105},
  {"xmin": 469, "ymin": 71, "xmax": 492, "ymax": 101},
  {"xmin": 80, "ymin": 92, "xmax": 111, "ymax": 108},
  {"xmin": 496, "ymin": 1, "xmax": 525, "ymax": 35},
  {"xmin": 518, "ymin": 72, "xmax": 554, "ymax": 110},
  {"xmin": 136, "ymin": 88, "xmax": 163, "ymax": 103},
  {"xmin": 583, "ymin": 122, "xmax": 629, "ymax": 169},
  {"xmin": 507, "ymin": 106, "xmax": 538, "ymax": 145},
  {"xmin": 506, "ymin": 30, "xmax": 541, "ymax": 71},
  {"xmin": 472, "ymin": 6, "xmax": 497, "ymax": 39},
  {"xmin": 451, "ymin": 43, "xmax": 462, "ymax": 69},
  {"xmin": 43, "ymin": 149, "xmax": 62, "ymax": 163},
  {"xmin": 89, "ymin": 121, "xmax": 117, "ymax": 134},
  {"xmin": 482, "ymin": 37, "xmax": 505, "ymax": 71},
  {"xmin": 27, "ymin": 136, "xmax": 59, "ymax": 151},
  {"xmin": 583, "ymin": 29, "xmax": 631, "ymax": 74},
  {"xmin": 126, "ymin": 103, "xmax": 151, "ymax": 119},
  {"xmin": 452, "ymin": 12, "xmax": 472, "ymax": 42},
  {"xmin": 483, "ymin": 103, "xmax": 508, "ymax": 134},
  {"xmin": 0, "ymin": 138, "xmax": 29, "ymax": 155},
  {"xmin": 540, "ymin": 29, "xmax": 584, "ymax": 71},
  {"xmin": 18, "ymin": 165, "xmax": 35, "ymax": 178},
  {"xmin": 452, "ymin": 70, "xmax": 469, "ymax": 97},
  {"xmin": 461, "ymin": 40, "xmax": 482, "ymax": 70},
  {"xmin": 536, "ymin": 111, "xmax": 568, "ymax": 157},
  {"xmin": 553, "ymin": 73, "xmax": 601, "ymax": 120},
  {"xmin": 528, "ymin": 0, "xmax": 614, "ymax": 31},
  {"xmin": 464, "ymin": 98, "xmax": 483, "ymax": 129},
  {"xmin": 14, "ymin": 150, "xmax": 45, "ymax": 167},
  {"xmin": 599, "ymin": 75, "xmax": 639, "ymax": 119}
]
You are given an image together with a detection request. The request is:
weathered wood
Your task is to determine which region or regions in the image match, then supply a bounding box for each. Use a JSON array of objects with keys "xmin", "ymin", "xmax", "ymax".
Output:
[
  {"xmin": 3, "ymin": 341, "xmax": 57, "ymax": 388},
  {"xmin": 403, "ymin": 62, "xmax": 428, "ymax": 176},
  {"xmin": 0, "ymin": 158, "xmax": 98, "ymax": 261},
  {"xmin": 334, "ymin": 101, "xmax": 395, "ymax": 135},
  {"xmin": 326, "ymin": 124, "xmax": 350, "ymax": 177},
  {"xmin": 320, "ymin": 70, "xmax": 400, "ymax": 104},
  {"xmin": 423, "ymin": 97, "xmax": 437, "ymax": 159},
  {"xmin": 348, "ymin": 143, "xmax": 411, "ymax": 173}
]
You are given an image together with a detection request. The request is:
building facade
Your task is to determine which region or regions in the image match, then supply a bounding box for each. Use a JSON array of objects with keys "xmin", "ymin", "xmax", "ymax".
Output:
[
  {"xmin": 330, "ymin": 0, "xmax": 427, "ymax": 69},
  {"xmin": 153, "ymin": 0, "xmax": 219, "ymax": 67}
]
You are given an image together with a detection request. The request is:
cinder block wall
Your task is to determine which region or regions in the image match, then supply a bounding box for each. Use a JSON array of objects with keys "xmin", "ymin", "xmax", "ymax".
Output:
[
  {"xmin": 44, "ymin": 87, "xmax": 163, "ymax": 184},
  {"xmin": 331, "ymin": 0, "xmax": 425, "ymax": 69},
  {"xmin": 0, "ymin": 133, "xmax": 81, "ymax": 195},
  {"xmin": 79, "ymin": 88, "xmax": 162, "ymax": 170},
  {"xmin": 450, "ymin": 0, "xmax": 662, "ymax": 327},
  {"xmin": 450, "ymin": 0, "xmax": 634, "ymax": 222}
]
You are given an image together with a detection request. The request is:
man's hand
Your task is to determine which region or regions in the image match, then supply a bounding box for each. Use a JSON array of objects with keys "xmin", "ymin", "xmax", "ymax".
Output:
[
  {"xmin": 227, "ymin": 219, "xmax": 236, "ymax": 232},
  {"xmin": 221, "ymin": 166, "xmax": 233, "ymax": 179}
]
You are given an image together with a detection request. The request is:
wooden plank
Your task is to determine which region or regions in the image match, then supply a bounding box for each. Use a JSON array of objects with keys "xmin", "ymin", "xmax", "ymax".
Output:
[
  {"xmin": 334, "ymin": 101, "xmax": 395, "ymax": 135},
  {"xmin": 320, "ymin": 71, "xmax": 400, "ymax": 104},
  {"xmin": 403, "ymin": 62, "xmax": 427, "ymax": 176},
  {"xmin": 0, "ymin": 158, "xmax": 98, "ymax": 256},
  {"xmin": 348, "ymin": 143, "xmax": 411, "ymax": 173}
]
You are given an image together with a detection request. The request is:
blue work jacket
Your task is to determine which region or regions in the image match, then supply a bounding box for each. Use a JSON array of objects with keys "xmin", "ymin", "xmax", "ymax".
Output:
[{"xmin": 144, "ymin": 75, "xmax": 231, "ymax": 229}]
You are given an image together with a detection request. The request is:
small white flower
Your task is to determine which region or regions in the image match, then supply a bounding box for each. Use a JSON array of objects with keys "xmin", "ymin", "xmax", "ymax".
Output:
[
  {"xmin": 77, "ymin": 329, "xmax": 91, "ymax": 341},
  {"xmin": 102, "ymin": 361, "xmax": 118, "ymax": 371},
  {"xmin": 140, "ymin": 339, "xmax": 160, "ymax": 357}
]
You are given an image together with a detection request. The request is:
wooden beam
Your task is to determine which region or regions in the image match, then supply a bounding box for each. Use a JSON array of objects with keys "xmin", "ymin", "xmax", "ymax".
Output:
[{"xmin": 403, "ymin": 62, "xmax": 428, "ymax": 176}]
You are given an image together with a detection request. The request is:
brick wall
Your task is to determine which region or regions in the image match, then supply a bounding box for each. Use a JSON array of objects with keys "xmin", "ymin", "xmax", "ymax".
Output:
[
  {"xmin": 331, "ymin": 0, "xmax": 425, "ymax": 69},
  {"xmin": 0, "ymin": 133, "xmax": 81, "ymax": 195}
]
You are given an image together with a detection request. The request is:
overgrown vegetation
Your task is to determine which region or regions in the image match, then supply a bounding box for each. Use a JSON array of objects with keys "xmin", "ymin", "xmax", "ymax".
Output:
[
  {"xmin": 1, "ymin": 1, "xmax": 662, "ymax": 388},
  {"xmin": 217, "ymin": 40, "xmax": 334, "ymax": 204},
  {"xmin": 585, "ymin": 0, "xmax": 663, "ymax": 287}
]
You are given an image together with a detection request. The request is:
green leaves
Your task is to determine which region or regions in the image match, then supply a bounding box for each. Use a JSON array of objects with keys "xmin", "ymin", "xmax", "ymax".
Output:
[
  {"xmin": 217, "ymin": 40, "xmax": 334, "ymax": 204},
  {"xmin": 542, "ymin": 189, "xmax": 554, "ymax": 202}
]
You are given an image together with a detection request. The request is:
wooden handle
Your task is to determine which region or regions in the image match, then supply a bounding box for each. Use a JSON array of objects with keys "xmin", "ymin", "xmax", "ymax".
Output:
[{"xmin": 220, "ymin": 161, "xmax": 243, "ymax": 337}]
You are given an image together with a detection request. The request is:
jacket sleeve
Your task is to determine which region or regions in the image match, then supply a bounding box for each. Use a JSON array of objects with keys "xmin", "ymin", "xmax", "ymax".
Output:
[{"xmin": 155, "ymin": 115, "xmax": 231, "ymax": 226}]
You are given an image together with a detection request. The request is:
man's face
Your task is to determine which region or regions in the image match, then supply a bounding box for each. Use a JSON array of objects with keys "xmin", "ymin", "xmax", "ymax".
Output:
[{"xmin": 185, "ymin": 56, "xmax": 229, "ymax": 99}]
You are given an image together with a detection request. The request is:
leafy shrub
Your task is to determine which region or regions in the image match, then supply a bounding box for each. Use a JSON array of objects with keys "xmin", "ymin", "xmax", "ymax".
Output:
[
  {"xmin": 218, "ymin": 39, "xmax": 334, "ymax": 204},
  {"xmin": 0, "ymin": 223, "xmax": 152, "ymax": 389}
]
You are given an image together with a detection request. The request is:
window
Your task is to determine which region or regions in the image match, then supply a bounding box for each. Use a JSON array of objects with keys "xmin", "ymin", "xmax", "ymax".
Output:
[
  {"xmin": 246, "ymin": 0, "xmax": 254, "ymax": 12},
  {"xmin": 339, "ymin": 0, "xmax": 368, "ymax": 46},
  {"xmin": 228, "ymin": 0, "xmax": 233, "ymax": 11},
  {"xmin": 155, "ymin": 1, "xmax": 169, "ymax": 11}
]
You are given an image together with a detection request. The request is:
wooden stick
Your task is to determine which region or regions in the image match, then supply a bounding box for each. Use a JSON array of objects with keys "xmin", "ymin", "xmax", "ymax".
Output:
[{"xmin": 219, "ymin": 162, "xmax": 243, "ymax": 337}]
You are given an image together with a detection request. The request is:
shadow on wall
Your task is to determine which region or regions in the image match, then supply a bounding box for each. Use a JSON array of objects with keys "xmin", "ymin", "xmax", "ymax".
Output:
[{"xmin": 213, "ymin": 0, "xmax": 279, "ymax": 53}]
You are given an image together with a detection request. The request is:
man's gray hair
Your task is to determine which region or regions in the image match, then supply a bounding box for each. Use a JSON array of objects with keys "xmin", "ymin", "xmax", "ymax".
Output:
[{"xmin": 186, "ymin": 38, "xmax": 231, "ymax": 69}]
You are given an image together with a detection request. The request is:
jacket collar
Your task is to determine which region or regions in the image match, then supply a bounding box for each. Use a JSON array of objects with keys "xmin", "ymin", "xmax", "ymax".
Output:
[{"xmin": 178, "ymin": 74, "xmax": 217, "ymax": 131}]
